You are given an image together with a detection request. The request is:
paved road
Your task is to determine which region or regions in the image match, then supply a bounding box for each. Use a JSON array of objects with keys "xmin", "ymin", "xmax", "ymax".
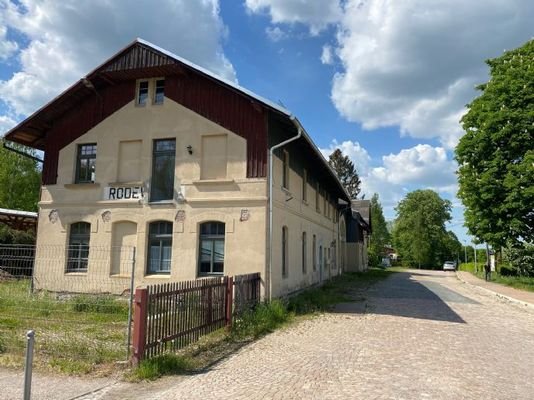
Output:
[{"xmin": 5, "ymin": 270, "xmax": 533, "ymax": 399}]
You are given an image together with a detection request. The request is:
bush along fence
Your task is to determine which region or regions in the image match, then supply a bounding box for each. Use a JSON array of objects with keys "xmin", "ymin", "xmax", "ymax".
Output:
[{"xmin": 132, "ymin": 272, "xmax": 261, "ymax": 364}]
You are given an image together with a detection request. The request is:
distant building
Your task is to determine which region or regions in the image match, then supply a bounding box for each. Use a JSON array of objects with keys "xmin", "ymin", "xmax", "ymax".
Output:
[{"xmin": 5, "ymin": 39, "xmax": 370, "ymax": 297}]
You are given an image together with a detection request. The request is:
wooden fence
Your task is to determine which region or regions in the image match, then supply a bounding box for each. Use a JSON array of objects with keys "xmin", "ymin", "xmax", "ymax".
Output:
[
  {"xmin": 132, "ymin": 273, "xmax": 261, "ymax": 364},
  {"xmin": 234, "ymin": 272, "xmax": 261, "ymax": 315}
]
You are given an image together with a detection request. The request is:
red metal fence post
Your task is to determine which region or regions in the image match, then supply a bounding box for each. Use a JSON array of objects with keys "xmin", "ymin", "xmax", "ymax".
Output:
[
  {"xmin": 131, "ymin": 287, "xmax": 148, "ymax": 366},
  {"xmin": 226, "ymin": 276, "xmax": 234, "ymax": 329}
]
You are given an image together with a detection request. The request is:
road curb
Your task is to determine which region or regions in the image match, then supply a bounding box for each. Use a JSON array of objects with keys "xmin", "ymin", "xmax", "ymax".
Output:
[{"xmin": 456, "ymin": 272, "xmax": 534, "ymax": 311}]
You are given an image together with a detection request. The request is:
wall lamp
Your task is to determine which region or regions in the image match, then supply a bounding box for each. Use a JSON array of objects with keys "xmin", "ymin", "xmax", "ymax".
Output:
[{"xmin": 186, "ymin": 145, "xmax": 193, "ymax": 155}]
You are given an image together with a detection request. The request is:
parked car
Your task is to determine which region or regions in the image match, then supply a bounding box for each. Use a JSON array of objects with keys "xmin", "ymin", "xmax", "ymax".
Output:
[{"xmin": 443, "ymin": 261, "xmax": 456, "ymax": 271}]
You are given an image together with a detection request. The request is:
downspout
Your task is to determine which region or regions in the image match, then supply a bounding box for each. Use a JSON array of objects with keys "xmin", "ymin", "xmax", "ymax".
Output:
[{"xmin": 266, "ymin": 116, "xmax": 302, "ymax": 300}]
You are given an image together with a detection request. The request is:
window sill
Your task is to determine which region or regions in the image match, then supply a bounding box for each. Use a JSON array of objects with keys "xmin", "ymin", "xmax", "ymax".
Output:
[
  {"xmin": 144, "ymin": 274, "xmax": 171, "ymax": 278},
  {"xmin": 108, "ymin": 181, "xmax": 144, "ymax": 187},
  {"xmin": 198, "ymin": 273, "xmax": 224, "ymax": 278},
  {"xmin": 64, "ymin": 183, "xmax": 100, "ymax": 189},
  {"xmin": 148, "ymin": 200, "xmax": 175, "ymax": 205},
  {"xmin": 64, "ymin": 271, "xmax": 88, "ymax": 276},
  {"xmin": 281, "ymin": 186, "xmax": 291, "ymax": 194},
  {"xmin": 192, "ymin": 179, "xmax": 235, "ymax": 185}
]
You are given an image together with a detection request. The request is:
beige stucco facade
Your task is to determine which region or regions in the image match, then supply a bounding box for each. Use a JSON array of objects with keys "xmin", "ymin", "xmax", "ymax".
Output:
[
  {"xmin": 34, "ymin": 95, "xmax": 267, "ymax": 294},
  {"xmin": 269, "ymin": 153, "xmax": 343, "ymax": 298},
  {"xmin": 33, "ymin": 90, "xmax": 360, "ymax": 297}
]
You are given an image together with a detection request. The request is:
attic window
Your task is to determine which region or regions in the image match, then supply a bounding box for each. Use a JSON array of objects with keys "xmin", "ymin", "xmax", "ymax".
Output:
[
  {"xmin": 154, "ymin": 79, "xmax": 165, "ymax": 104},
  {"xmin": 137, "ymin": 81, "xmax": 149, "ymax": 106}
]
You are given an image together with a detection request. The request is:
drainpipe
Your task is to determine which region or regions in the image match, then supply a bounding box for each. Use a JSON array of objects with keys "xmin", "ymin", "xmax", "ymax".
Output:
[{"xmin": 266, "ymin": 116, "xmax": 302, "ymax": 300}]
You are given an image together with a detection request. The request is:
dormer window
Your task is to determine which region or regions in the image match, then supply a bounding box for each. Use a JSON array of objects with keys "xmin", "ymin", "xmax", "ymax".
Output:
[
  {"xmin": 154, "ymin": 79, "xmax": 165, "ymax": 104},
  {"xmin": 137, "ymin": 81, "xmax": 149, "ymax": 106}
]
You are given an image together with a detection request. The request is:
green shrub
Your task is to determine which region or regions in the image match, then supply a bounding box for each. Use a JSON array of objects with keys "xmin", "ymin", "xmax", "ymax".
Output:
[
  {"xmin": 70, "ymin": 295, "xmax": 128, "ymax": 315},
  {"xmin": 499, "ymin": 265, "xmax": 518, "ymax": 276},
  {"xmin": 132, "ymin": 354, "xmax": 194, "ymax": 380},
  {"xmin": 231, "ymin": 300, "xmax": 291, "ymax": 340}
]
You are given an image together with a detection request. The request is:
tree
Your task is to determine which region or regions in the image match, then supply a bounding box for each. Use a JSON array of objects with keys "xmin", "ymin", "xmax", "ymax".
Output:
[
  {"xmin": 456, "ymin": 39, "xmax": 534, "ymax": 249},
  {"xmin": 328, "ymin": 149, "xmax": 361, "ymax": 199},
  {"xmin": 0, "ymin": 138, "xmax": 41, "ymax": 212},
  {"xmin": 368, "ymin": 193, "xmax": 391, "ymax": 266},
  {"xmin": 392, "ymin": 190, "xmax": 452, "ymax": 268}
]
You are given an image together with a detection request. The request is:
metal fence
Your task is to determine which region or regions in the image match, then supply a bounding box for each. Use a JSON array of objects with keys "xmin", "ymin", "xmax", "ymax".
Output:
[{"xmin": 0, "ymin": 244, "xmax": 135, "ymax": 373}]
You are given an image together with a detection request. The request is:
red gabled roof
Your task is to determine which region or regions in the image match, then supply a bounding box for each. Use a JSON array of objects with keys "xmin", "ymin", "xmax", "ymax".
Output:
[{"xmin": 4, "ymin": 38, "xmax": 290, "ymax": 150}]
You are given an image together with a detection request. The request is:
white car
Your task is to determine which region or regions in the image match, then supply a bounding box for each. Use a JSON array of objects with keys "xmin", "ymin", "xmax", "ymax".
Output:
[{"xmin": 443, "ymin": 261, "xmax": 456, "ymax": 271}]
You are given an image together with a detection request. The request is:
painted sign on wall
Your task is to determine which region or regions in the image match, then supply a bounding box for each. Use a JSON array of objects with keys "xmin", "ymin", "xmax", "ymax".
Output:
[{"xmin": 103, "ymin": 186, "xmax": 144, "ymax": 201}]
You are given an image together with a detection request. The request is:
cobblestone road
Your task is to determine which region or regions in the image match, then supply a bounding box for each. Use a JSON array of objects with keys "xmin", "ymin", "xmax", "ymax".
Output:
[
  {"xmin": 6, "ymin": 270, "xmax": 532, "ymax": 399},
  {"xmin": 140, "ymin": 270, "xmax": 534, "ymax": 400}
]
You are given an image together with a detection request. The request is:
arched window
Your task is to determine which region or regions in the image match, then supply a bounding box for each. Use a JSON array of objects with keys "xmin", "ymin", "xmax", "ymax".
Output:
[
  {"xmin": 67, "ymin": 222, "xmax": 90, "ymax": 272},
  {"xmin": 199, "ymin": 222, "xmax": 225, "ymax": 275},
  {"xmin": 302, "ymin": 231, "xmax": 307, "ymax": 274},
  {"xmin": 282, "ymin": 226, "xmax": 288, "ymax": 278},
  {"xmin": 147, "ymin": 221, "xmax": 172, "ymax": 274},
  {"xmin": 312, "ymin": 235, "xmax": 317, "ymax": 272}
]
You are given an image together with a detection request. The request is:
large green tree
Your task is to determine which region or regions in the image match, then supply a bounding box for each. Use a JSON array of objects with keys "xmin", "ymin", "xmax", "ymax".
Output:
[
  {"xmin": 456, "ymin": 39, "xmax": 534, "ymax": 248},
  {"xmin": 328, "ymin": 149, "xmax": 361, "ymax": 199},
  {"xmin": 0, "ymin": 138, "xmax": 41, "ymax": 212},
  {"xmin": 368, "ymin": 193, "xmax": 391, "ymax": 266},
  {"xmin": 392, "ymin": 190, "xmax": 452, "ymax": 268}
]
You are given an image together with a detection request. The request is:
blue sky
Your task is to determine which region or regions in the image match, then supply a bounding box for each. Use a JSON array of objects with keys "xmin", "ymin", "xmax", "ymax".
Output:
[{"xmin": 1, "ymin": 0, "xmax": 533, "ymax": 246}]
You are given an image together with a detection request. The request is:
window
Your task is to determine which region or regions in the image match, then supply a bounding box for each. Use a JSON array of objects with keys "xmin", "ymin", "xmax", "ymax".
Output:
[
  {"xmin": 151, "ymin": 139, "xmax": 175, "ymax": 202},
  {"xmin": 324, "ymin": 194, "xmax": 328, "ymax": 217},
  {"xmin": 137, "ymin": 80, "xmax": 149, "ymax": 106},
  {"xmin": 154, "ymin": 79, "xmax": 165, "ymax": 104},
  {"xmin": 316, "ymin": 183, "xmax": 321, "ymax": 213},
  {"xmin": 302, "ymin": 169, "xmax": 307, "ymax": 203},
  {"xmin": 312, "ymin": 234, "xmax": 317, "ymax": 272},
  {"xmin": 302, "ymin": 232, "xmax": 307, "ymax": 274},
  {"xmin": 282, "ymin": 226, "xmax": 288, "ymax": 277},
  {"xmin": 147, "ymin": 221, "xmax": 172, "ymax": 274},
  {"xmin": 75, "ymin": 144, "xmax": 97, "ymax": 183},
  {"xmin": 282, "ymin": 150, "xmax": 289, "ymax": 190},
  {"xmin": 67, "ymin": 222, "xmax": 90, "ymax": 272},
  {"xmin": 199, "ymin": 222, "xmax": 225, "ymax": 275}
]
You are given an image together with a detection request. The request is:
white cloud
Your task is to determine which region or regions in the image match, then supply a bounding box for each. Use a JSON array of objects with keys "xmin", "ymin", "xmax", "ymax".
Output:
[
  {"xmin": 0, "ymin": 0, "xmax": 236, "ymax": 117},
  {"xmin": 322, "ymin": 140, "xmax": 458, "ymax": 218},
  {"xmin": 371, "ymin": 145, "xmax": 456, "ymax": 187},
  {"xmin": 0, "ymin": 25, "xmax": 17, "ymax": 60},
  {"xmin": 245, "ymin": 0, "xmax": 342, "ymax": 35},
  {"xmin": 320, "ymin": 45, "xmax": 334, "ymax": 65},
  {"xmin": 0, "ymin": 115, "xmax": 17, "ymax": 135},
  {"xmin": 331, "ymin": 0, "xmax": 534, "ymax": 149},
  {"xmin": 265, "ymin": 26, "xmax": 287, "ymax": 42}
]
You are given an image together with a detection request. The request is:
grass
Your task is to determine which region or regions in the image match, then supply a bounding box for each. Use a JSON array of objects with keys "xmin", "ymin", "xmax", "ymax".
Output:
[
  {"xmin": 0, "ymin": 279, "xmax": 130, "ymax": 375},
  {"xmin": 288, "ymin": 268, "xmax": 394, "ymax": 314},
  {"xmin": 459, "ymin": 262, "xmax": 534, "ymax": 292},
  {"xmin": 130, "ymin": 268, "xmax": 395, "ymax": 381}
]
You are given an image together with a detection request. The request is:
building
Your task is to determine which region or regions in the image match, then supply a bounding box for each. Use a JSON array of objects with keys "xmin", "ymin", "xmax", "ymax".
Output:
[{"xmin": 4, "ymin": 39, "xmax": 370, "ymax": 298}]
